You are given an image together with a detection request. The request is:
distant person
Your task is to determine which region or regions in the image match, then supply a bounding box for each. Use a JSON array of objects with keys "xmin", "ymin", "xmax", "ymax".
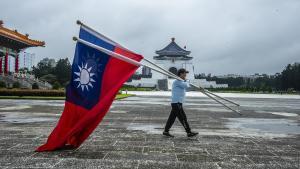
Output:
[{"xmin": 163, "ymin": 68, "xmax": 198, "ymax": 137}]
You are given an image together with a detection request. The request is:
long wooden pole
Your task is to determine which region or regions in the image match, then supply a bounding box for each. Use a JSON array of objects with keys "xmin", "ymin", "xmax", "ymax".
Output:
[
  {"xmin": 73, "ymin": 37, "xmax": 241, "ymax": 115},
  {"xmin": 143, "ymin": 58, "xmax": 240, "ymax": 106},
  {"xmin": 76, "ymin": 20, "xmax": 239, "ymax": 106}
]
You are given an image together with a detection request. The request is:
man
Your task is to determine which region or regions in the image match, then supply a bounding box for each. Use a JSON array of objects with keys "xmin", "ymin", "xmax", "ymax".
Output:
[{"xmin": 163, "ymin": 68, "xmax": 198, "ymax": 137}]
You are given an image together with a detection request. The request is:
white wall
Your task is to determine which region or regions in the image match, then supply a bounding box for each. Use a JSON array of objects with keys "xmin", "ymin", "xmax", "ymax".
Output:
[
  {"xmin": 151, "ymin": 63, "xmax": 166, "ymax": 79},
  {"xmin": 152, "ymin": 59, "xmax": 195, "ymax": 80},
  {"xmin": 126, "ymin": 78, "xmax": 157, "ymax": 88},
  {"xmin": 130, "ymin": 57, "xmax": 228, "ymax": 89}
]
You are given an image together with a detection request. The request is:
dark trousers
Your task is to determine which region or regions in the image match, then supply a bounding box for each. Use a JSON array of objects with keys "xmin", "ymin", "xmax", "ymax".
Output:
[{"xmin": 164, "ymin": 103, "xmax": 191, "ymax": 133}]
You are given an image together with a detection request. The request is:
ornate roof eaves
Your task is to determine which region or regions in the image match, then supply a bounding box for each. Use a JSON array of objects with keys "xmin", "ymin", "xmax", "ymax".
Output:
[{"xmin": 0, "ymin": 21, "xmax": 45, "ymax": 47}]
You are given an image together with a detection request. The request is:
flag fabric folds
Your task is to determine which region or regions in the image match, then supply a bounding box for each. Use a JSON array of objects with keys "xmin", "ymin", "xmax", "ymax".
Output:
[{"xmin": 36, "ymin": 26, "xmax": 143, "ymax": 151}]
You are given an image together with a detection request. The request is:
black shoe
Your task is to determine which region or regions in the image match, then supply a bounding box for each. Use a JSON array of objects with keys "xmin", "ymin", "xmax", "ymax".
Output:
[
  {"xmin": 187, "ymin": 132, "xmax": 198, "ymax": 137},
  {"xmin": 163, "ymin": 131, "xmax": 174, "ymax": 137}
]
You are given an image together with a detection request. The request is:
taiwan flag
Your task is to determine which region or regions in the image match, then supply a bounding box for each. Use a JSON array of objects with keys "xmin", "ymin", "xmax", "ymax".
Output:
[{"xmin": 36, "ymin": 26, "xmax": 143, "ymax": 151}]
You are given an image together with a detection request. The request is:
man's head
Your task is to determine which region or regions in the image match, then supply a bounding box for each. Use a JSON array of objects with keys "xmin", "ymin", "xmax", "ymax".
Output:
[{"xmin": 177, "ymin": 68, "xmax": 189, "ymax": 80}]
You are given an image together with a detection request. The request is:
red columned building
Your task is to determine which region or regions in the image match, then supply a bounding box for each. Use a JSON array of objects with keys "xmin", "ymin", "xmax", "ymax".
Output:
[{"xmin": 0, "ymin": 20, "xmax": 45, "ymax": 75}]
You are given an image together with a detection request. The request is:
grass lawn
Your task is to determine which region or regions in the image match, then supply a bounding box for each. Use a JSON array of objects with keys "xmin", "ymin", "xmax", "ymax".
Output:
[
  {"xmin": 115, "ymin": 94, "xmax": 134, "ymax": 100},
  {"xmin": 0, "ymin": 94, "xmax": 134, "ymax": 100}
]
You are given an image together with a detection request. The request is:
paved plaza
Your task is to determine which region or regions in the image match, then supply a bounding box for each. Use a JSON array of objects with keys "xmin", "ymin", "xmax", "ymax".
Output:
[{"xmin": 0, "ymin": 93, "xmax": 299, "ymax": 168}]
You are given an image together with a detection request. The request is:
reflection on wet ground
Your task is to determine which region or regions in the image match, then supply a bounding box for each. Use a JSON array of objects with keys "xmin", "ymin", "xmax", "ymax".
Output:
[
  {"xmin": 226, "ymin": 118, "xmax": 300, "ymax": 135},
  {"xmin": 0, "ymin": 112, "xmax": 57, "ymax": 123},
  {"xmin": 123, "ymin": 92, "xmax": 300, "ymax": 137},
  {"xmin": 1, "ymin": 93, "xmax": 300, "ymax": 135},
  {"xmin": 0, "ymin": 92, "xmax": 299, "ymax": 168}
]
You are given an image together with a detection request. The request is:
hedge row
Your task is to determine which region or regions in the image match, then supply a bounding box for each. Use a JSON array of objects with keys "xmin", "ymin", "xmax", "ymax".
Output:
[
  {"xmin": 121, "ymin": 86, "xmax": 155, "ymax": 91},
  {"xmin": 0, "ymin": 89, "xmax": 65, "ymax": 97}
]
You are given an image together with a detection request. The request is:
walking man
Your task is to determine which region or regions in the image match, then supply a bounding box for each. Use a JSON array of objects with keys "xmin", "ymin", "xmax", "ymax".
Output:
[{"xmin": 163, "ymin": 68, "xmax": 198, "ymax": 137}]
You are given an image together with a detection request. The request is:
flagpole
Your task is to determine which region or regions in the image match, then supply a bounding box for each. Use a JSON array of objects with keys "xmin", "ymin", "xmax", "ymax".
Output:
[
  {"xmin": 143, "ymin": 58, "xmax": 240, "ymax": 106},
  {"xmin": 76, "ymin": 20, "xmax": 239, "ymax": 106},
  {"xmin": 73, "ymin": 37, "xmax": 143, "ymax": 67},
  {"xmin": 73, "ymin": 37, "xmax": 241, "ymax": 115},
  {"xmin": 76, "ymin": 20, "xmax": 118, "ymax": 45},
  {"xmin": 76, "ymin": 20, "xmax": 132, "ymax": 52}
]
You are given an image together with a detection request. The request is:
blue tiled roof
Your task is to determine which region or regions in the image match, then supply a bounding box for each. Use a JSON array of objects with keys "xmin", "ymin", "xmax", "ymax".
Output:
[{"xmin": 155, "ymin": 38, "xmax": 191, "ymax": 56}]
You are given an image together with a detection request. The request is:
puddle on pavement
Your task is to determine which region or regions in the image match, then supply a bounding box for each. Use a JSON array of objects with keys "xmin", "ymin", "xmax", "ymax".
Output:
[
  {"xmin": 188, "ymin": 107, "xmax": 232, "ymax": 112},
  {"xmin": 127, "ymin": 119, "xmax": 300, "ymax": 138},
  {"xmin": 110, "ymin": 110, "xmax": 127, "ymax": 114},
  {"xmin": 0, "ymin": 112, "xmax": 55, "ymax": 123},
  {"xmin": 127, "ymin": 123, "xmax": 162, "ymax": 134},
  {"xmin": 0, "ymin": 105, "xmax": 31, "ymax": 110},
  {"xmin": 0, "ymin": 100, "xmax": 64, "ymax": 108},
  {"xmin": 127, "ymin": 123, "xmax": 189, "ymax": 135},
  {"xmin": 255, "ymin": 111, "xmax": 298, "ymax": 117},
  {"xmin": 226, "ymin": 118, "xmax": 300, "ymax": 135},
  {"xmin": 271, "ymin": 112, "xmax": 298, "ymax": 117}
]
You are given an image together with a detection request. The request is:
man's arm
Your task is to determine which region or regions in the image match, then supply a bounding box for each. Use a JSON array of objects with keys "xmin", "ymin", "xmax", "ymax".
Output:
[{"xmin": 176, "ymin": 80, "xmax": 190, "ymax": 89}]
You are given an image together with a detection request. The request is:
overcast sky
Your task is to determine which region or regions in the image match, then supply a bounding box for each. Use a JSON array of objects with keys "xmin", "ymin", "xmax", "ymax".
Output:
[{"xmin": 1, "ymin": 0, "xmax": 300, "ymax": 75}]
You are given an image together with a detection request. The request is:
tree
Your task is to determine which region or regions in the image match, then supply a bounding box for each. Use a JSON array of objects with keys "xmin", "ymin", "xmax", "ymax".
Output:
[
  {"xmin": 32, "ymin": 57, "xmax": 72, "ymax": 87},
  {"xmin": 194, "ymin": 62, "xmax": 300, "ymax": 92},
  {"xmin": 54, "ymin": 58, "xmax": 71, "ymax": 86},
  {"xmin": 281, "ymin": 63, "xmax": 300, "ymax": 91},
  {"xmin": 0, "ymin": 81, "xmax": 6, "ymax": 88},
  {"xmin": 52, "ymin": 81, "xmax": 60, "ymax": 90},
  {"xmin": 32, "ymin": 57, "xmax": 55, "ymax": 78},
  {"xmin": 32, "ymin": 83, "xmax": 39, "ymax": 89},
  {"xmin": 40, "ymin": 74, "xmax": 57, "ymax": 85},
  {"xmin": 12, "ymin": 82, "xmax": 20, "ymax": 88}
]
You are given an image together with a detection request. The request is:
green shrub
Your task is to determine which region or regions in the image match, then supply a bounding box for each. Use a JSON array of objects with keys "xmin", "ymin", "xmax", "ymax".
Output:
[
  {"xmin": 52, "ymin": 82, "xmax": 60, "ymax": 90},
  {"xmin": 0, "ymin": 89, "xmax": 65, "ymax": 97},
  {"xmin": 40, "ymin": 74, "xmax": 57, "ymax": 84},
  {"xmin": 0, "ymin": 81, "xmax": 6, "ymax": 88},
  {"xmin": 12, "ymin": 82, "xmax": 21, "ymax": 88},
  {"xmin": 32, "ymin": 83, "xmax": 39, "ymax": 89},
  {"xmin": 121, "ymin": 85, "xmax": 154, "ymax": 91}
]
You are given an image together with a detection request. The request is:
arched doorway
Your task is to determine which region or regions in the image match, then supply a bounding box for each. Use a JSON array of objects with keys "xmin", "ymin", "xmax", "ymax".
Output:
[{"xmin": 169, "ymin": 67, "xmax": 177, "ymax": 77}]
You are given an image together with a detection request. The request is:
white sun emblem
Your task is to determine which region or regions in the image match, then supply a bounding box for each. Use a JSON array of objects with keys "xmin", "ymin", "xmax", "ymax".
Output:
[{"xmin": 74, "ymin": 63, "xmax": 96, "ymax": 91}]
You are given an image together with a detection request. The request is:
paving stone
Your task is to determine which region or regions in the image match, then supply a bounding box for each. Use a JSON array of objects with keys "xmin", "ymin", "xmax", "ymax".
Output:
[
  {"xmin": 0, "ymin": 95, "xmax": 299, "ymax": 168},
  {"xmin": 54, "ymin": 159, "xmax": 138, "ymax": 169},
  {"xmin": 15, "ymin": 158, "xmax": 61, "ymax": 168}
]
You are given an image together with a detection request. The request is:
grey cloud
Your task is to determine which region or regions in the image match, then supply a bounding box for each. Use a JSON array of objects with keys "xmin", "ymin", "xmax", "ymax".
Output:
[{"xmin": 1, "ymin": 0, "xmax": 300, "ymax": 75}]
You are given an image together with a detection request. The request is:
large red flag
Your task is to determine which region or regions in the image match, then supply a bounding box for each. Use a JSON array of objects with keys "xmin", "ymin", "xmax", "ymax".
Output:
[{"xmin": 36, "ymin": 27, "xmax": 143, "ymax": 151}]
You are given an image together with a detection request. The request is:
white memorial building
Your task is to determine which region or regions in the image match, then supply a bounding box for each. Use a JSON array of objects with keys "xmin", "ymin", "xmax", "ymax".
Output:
[{"xmin": 126, "ymin": 38, "xmax": 228, "ymax": 90}]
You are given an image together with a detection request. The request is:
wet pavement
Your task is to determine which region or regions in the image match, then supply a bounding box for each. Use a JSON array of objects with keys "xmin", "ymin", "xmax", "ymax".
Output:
[{"xmin": 0, "ymin": 92, "xmax": 299, "ymax": 168}]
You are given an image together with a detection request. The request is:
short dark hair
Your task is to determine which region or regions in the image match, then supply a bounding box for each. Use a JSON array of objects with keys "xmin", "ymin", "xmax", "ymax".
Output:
[{"xmin": 177, "ymin": 68, "xmax": 189, "ymax": 76}]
